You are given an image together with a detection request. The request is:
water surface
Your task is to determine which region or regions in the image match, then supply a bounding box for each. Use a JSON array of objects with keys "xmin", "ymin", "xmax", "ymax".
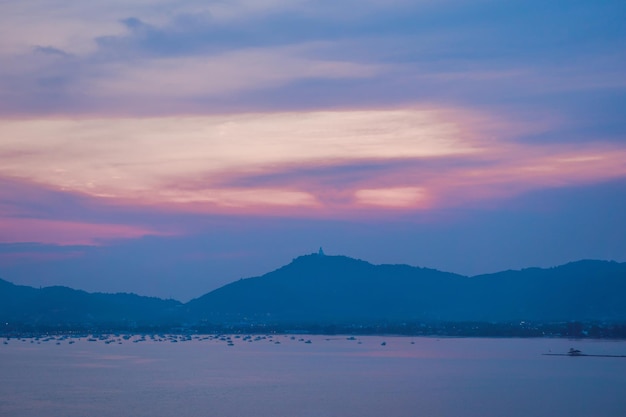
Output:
[{"xmin": 1, "ymin": 335, "xmax": 625, "ymax": 417}]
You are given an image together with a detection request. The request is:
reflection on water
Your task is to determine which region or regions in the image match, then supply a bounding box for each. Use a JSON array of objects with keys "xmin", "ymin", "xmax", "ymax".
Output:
[{"xmin": 1, "ymin": 335, "xmax": 625, "ymax": 417}]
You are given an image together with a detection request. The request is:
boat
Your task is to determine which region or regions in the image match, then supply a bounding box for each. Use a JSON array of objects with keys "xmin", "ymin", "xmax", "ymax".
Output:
[{"xmin": 567, "ymin": 348, "xmax": 582, "ymax": 356}]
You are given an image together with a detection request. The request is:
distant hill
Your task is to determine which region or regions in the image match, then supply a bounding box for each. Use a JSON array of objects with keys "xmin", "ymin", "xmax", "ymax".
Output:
[
  {"xmin": 0, "ymin": 278, "xmax": 183, "ymax": 327},
  {"xmin": 186, "ymin": 255, "xmax": 626, "ymax": 323},
  {"xmin": 186, "ymin": 254, "xmax": 466, "ymax": 322},
  {"xmin": 2, "ymin": 254, "xmax": 626, "ymax": 331}
]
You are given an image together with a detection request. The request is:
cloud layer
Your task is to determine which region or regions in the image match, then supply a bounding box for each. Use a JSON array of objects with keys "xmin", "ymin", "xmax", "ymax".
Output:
[
  {"xmin": 3, "ymin": 108, "xmax": 624, "ymax": 223},
  {"xmin": 0, "ymin": 0, "xmax": 624, "ymax": 295}
]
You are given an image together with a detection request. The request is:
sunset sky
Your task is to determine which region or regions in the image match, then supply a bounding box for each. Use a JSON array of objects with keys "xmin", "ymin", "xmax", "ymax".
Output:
[{"xmin": 1, "ymin": 0, "xmax": 625, "ymax": 300}]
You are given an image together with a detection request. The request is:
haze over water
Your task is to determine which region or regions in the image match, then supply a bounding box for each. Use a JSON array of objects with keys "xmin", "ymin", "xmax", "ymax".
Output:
[{"xmin": 2, "ymin": 336, "xmax": 625, "ymax": 417}]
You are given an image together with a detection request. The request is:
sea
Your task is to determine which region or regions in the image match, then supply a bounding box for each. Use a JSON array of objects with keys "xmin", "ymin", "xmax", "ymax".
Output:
[{"xmin": 1, "ymin": 334, "xmax": 625, "ymax": 417}]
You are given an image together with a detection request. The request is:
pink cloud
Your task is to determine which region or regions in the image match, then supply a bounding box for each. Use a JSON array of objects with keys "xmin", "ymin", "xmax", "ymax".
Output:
[
  {"xmin": 1, "ymin": 108, "xmax": 625, "ymax": 221},
  {"xmin": 0, "ymin": 218, "xmax": 171, "ymax": 245}
]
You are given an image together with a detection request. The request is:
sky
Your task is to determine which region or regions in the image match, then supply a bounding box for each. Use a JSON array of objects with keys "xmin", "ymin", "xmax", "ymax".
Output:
[{"xmin": 1, "ymin": 0, "xmax": 625, "ymax": 301}]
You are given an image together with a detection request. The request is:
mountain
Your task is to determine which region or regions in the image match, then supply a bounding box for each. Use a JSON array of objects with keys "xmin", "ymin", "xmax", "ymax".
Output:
[
  {"xmin": 186, "ymin": 254, "xmax": 467, "ymax": 322},
  {"xmin": 463, "ymin": 259, "xmax": 626, "ymax": 322},
  {"xmin": 0, "ymin": 278, "xmax": 183, "ymax": 328},
  {"xmin": 186, "ymin": 254, "xmax": 626, "ymax": 323},
  {"xmin": 2, "ymin": 254, "xmax": 626, "ymax": 331}
]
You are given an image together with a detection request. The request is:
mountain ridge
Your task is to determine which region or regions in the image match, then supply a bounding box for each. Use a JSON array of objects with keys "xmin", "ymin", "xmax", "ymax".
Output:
[
  {"xmin": 186, "ymin": 255, "xmax": 626, "ymax": 323},
  {"xmin": 1, "ymin": 255, "xmax": 625, "ymax": 331}
]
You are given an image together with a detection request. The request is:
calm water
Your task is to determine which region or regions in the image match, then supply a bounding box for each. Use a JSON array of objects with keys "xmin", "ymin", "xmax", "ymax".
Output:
[{"xmin": 1, "ymin": 335, "xmax": 625, "ymax": 417}]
